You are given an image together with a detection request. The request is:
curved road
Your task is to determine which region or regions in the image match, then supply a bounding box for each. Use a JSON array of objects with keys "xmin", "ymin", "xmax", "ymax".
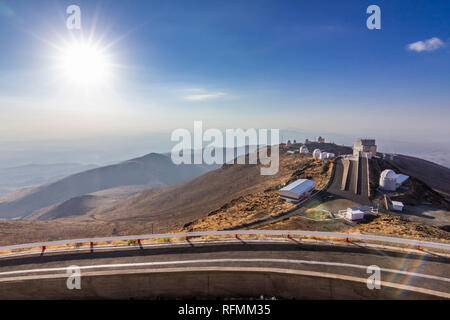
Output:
[{"xmin": 0, "ymin": 239, "xmax": 448, "ymax": 299}]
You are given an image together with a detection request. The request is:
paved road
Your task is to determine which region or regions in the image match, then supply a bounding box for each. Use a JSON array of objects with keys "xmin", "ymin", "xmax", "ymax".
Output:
[{"xmin": 0, "ymin": 239, "xmax": 448, "ymax": 298}]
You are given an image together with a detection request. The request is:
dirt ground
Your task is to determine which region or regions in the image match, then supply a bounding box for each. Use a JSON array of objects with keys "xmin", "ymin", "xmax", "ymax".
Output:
[
  {"xmin": 256, "ymin": 214, "xmax": 351, "ymax": 233},
  {"xmin": 314, "ymin": 198, "xmax": 362, "ymax": 214},
  {"xmin": 399, "ymin": 205, "xmax": 450, "ymax": 227},
  {"xmin": 350, "ymin": 214, "xmax": 450, "ymax": 241}
]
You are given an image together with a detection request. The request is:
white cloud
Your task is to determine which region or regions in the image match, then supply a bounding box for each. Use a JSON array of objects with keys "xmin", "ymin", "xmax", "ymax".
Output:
[
  {"xmin": 407, "ymin": 37, "xmax": 445, "ymax": 52},
  {"xmin": 184, "ymin": 88, "xmax": 206, "ymax": 93},
  {"xmin": 185, "ymin": 91, "xmax": 226, "ymax": 101}
]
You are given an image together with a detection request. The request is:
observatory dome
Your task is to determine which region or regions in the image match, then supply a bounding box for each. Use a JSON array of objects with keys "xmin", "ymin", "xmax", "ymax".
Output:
[
  {"xmin": 379, "ymin": 169, "xmax": 397, "ymax": 191},
  {"xmin": 312, "ymin": 149, "xmax": 321, "ymax": 159},
  {"xmin": 380, "ymin": 169, "xmax": 396, "ymax": 180},
  {"xmin": 300, "ymin": 145, "xmax": 309, "ymax": 153}
]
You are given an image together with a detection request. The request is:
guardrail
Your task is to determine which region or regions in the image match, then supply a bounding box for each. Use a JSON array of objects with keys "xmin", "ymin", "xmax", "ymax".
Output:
[{"xmin": 0, "ymin": 230, "xmax": 449, "ymax": 252}]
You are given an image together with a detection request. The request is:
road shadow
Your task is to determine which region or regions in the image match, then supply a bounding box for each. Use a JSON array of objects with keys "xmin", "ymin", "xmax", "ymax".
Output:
[
  {"xmin": 186, "ymin": 239, "xmax": 194, "ymax": 247},
  {"xmin": 1, "ymin": 241, "xmax": 448, "ymax": 269}
]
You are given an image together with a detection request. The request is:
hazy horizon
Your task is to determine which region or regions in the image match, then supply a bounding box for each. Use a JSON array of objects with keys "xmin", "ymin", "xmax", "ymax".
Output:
[{"xmin": 0, "ymin": 129, "xmax": 449, "ymax": 170}]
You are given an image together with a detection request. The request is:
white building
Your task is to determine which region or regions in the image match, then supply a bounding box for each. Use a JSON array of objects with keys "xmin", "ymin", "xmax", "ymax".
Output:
[
  {"xmin": 353, "ymin": 139, "xmax": 377, "ymax": 157},
  {"xmin": 312, "ymin": 149, "xmax": 321, "ymax": 159},
  {"xmin": 396, "ymin": 174, "xmax": 409, "ymax": 186},
  {"xmin": 346, "ymin": 208, "xmax": 365, "ymax": 221},
  {"xmin": 279, "ymin": 179, "xmax": 316, "ymax": 203},
  {"xmin": 299, "ymin": 145, "xmax": 309, "ymax": 154},
  {"xmin": 379, "ymin": 169, "xmax": 397, "ymax": 190},
  {"xmin": 392, "ymin": 201, "xmax": 404, "ymax": 212},
  {"xmin": 318, "ymin": 152, "xmax": 335, "ymax": 160},
  {"xmin": 379, "ymin": 169, "xmax": 409, "ymax": 191}
]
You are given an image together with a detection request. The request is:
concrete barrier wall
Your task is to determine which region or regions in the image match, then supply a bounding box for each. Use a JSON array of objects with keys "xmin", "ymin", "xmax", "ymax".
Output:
[
  {"xmin": 351, "ymin": 157, "xmax": 359, "ymax": 195},
  {"xmin": 341, "ymin": 158, "xmax": 350, "ymax": 190},
  {"xmin": 366, "ymin": 156, "xmax": 371, "ymax": 198},
  {"xmin": 0, "ymin": 267, "xmax": 442, "ymax": 300}
]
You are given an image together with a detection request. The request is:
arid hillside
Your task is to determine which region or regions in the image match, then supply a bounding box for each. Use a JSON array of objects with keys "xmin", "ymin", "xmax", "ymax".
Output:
[
  {"xmin": 179, "ymin": 157, "xmax": 334, "ymax": 232},
  {"xmin": 83, "ymin": 149, "xmax": 317, "ymax": 231},
  {"xmin": 385, "ymin": 154, "xmax": 450, "ymax": 197},
  {"xmin": 0, "ymin": 144, "xmax": 449, "ymax": 246},
  {"xmin": 0, "ymin": 149, "xmax": 329, "ymax": 244},
  {"xmin": 0, "ymin": 153, "xmax": 212, "ymax": 219},
  {"xmin": 29, "ymin": 185, "xmax": 151, "ymax": 221}
]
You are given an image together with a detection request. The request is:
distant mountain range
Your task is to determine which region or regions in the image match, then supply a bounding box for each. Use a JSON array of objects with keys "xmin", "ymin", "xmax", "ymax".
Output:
[
  {"xmin": 0, "ymin": 153, "xmax": 217, "ymax": 219},
  {"xmin": 0, "ymin": 163, "xmax": 97, "ymax": 196}
]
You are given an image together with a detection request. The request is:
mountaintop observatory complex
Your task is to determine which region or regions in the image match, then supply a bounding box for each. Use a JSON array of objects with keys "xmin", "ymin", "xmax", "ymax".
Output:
[{"xmin": 353, "ymin": 139, "xmax": 377, "ymax": 158}]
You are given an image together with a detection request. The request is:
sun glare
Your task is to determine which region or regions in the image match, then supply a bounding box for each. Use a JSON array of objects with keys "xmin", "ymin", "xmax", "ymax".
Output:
[{"xmin": 58, "ymin": 41, "xmax": 112, "ymax": 86}]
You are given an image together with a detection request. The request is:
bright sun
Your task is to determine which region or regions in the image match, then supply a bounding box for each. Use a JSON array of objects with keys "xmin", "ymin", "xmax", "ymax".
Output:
[{"xmin": 58, "ymin": 41, "xmax": 111, "ymax": 86}]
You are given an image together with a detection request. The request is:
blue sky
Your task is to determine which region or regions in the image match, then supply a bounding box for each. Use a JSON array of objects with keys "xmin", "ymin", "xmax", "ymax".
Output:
[{"xmin": 0, "ymin": 0, "xmax": 449, "ymax": 144}]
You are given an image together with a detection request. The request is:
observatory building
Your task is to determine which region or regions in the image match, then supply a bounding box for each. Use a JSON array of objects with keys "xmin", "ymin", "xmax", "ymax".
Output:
[
  {"xmin": 279, "ymin": 179, "xmax": 316, "ymax": 203},
  {"xmin": 319, "ymin": 152, "xmax": 335, "ymax": 160},
  {"xmin": 312, "ymin": 149, "xmax": 321, "ymax": 159},
  {"xmin": 346, "ymin": 208, "xmax": 365, "ymax": 221},
  {"xmin": 392, "ymin": 201, "xmax": 404, "ymax": 212},
  {"xmin": 379, "ymin": 169, "xmax": 409, "ymax": 191},
  {"xmin": 353, "ymin": 139, "xmax": 377, "ymax": 158},
  {"xmin": 300, "ymin": 145, "xmax": 309, "ymax": 154}
]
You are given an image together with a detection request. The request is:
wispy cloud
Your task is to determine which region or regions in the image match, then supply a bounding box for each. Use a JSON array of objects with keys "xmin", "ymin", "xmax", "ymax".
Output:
[
  {"xmin": 184, "ymin": 90, "xmax": 226, "ymax": 101},
  {"xmin": 407, "ymin": 37, "xmax": 445, "ymax": 52},
  {"xmin": 184, "ymin": 88, "xmax": 206, "ymax": 93}
]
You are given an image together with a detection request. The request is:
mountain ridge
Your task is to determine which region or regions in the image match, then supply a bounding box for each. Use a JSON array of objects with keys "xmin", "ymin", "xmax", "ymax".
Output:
[{"xmin": 0, "ymin": 152, "xmax": 215, "ymax": 219}]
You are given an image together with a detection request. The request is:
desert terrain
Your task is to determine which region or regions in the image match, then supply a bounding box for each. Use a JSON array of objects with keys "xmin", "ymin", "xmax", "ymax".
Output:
[{"xmin": 0, "ymin": 143, "xmax": 448, "ymax": 246}]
